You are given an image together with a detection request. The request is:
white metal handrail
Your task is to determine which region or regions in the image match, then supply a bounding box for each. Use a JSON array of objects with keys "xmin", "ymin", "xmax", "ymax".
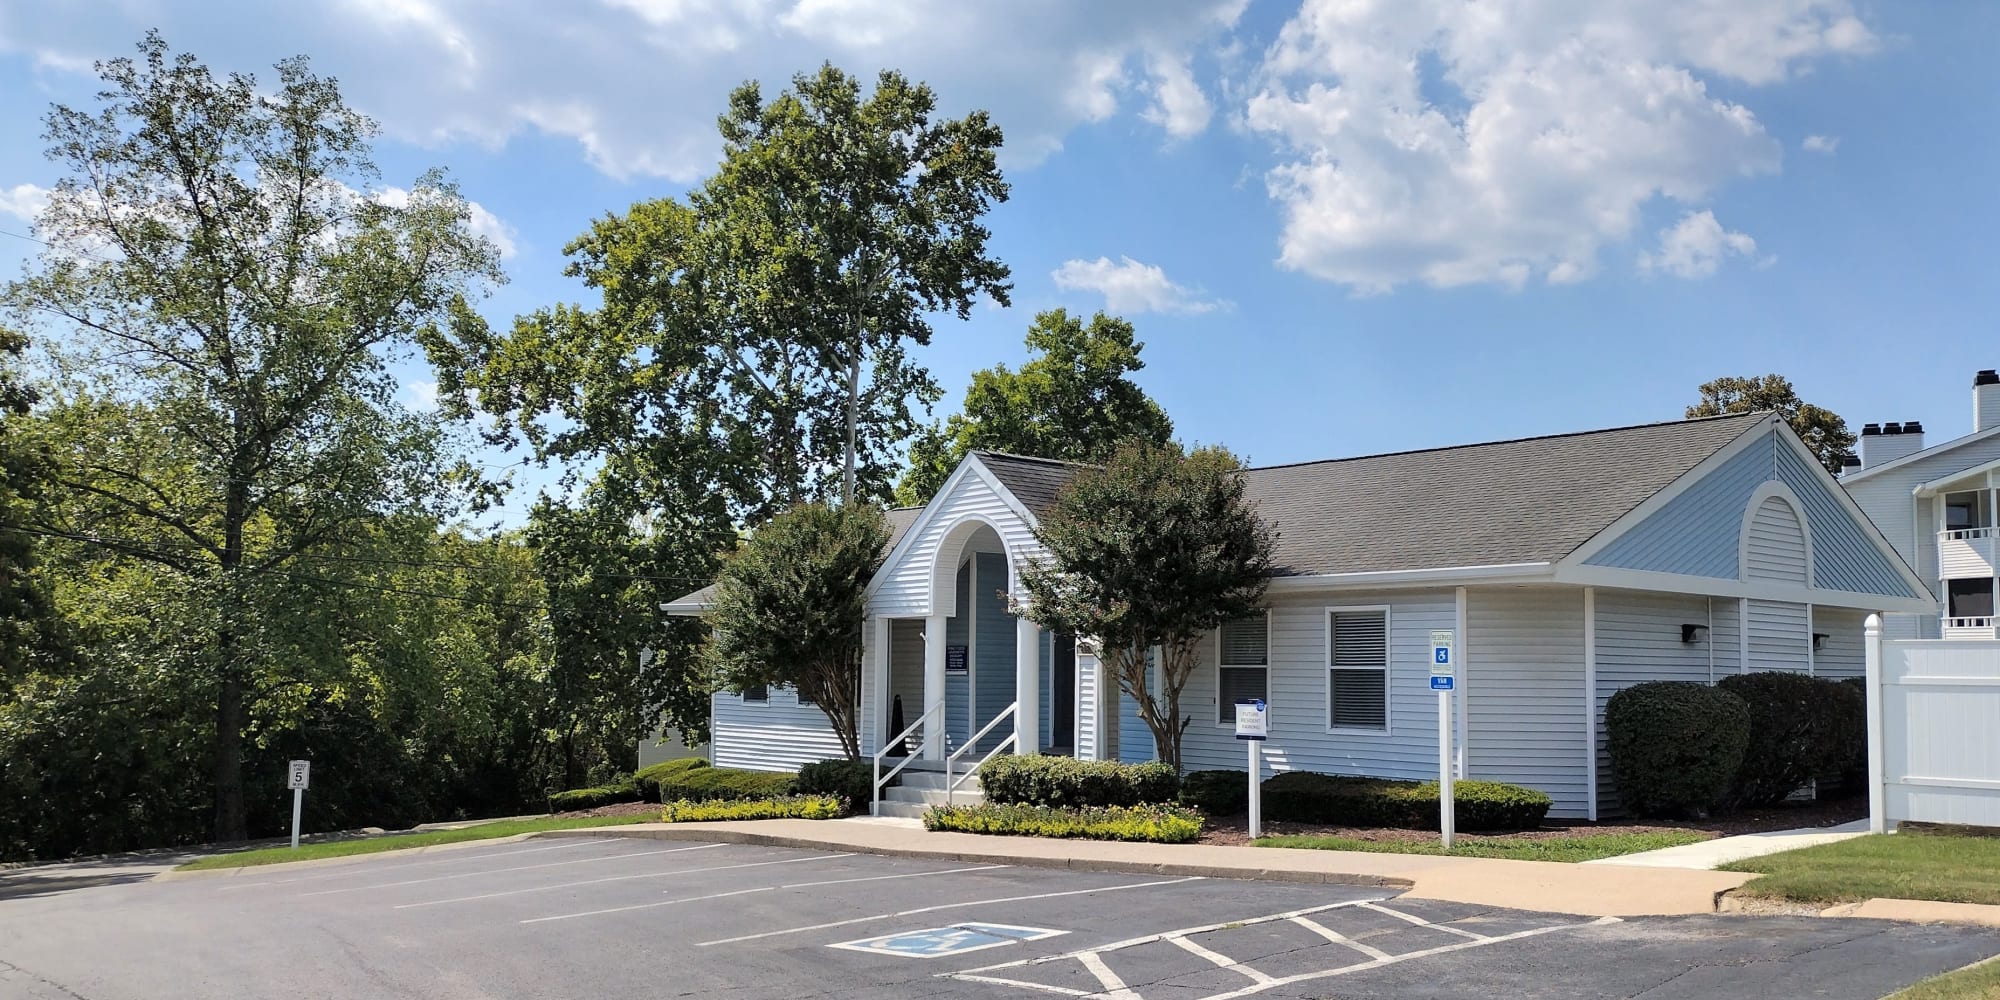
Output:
[
  {"xmin": 872, "ymin": 700, "xmax": 943, "ymax": 816},
  {"xmin": 946, "ymin": 702, "xmax": 1018, "ymax": 806}
]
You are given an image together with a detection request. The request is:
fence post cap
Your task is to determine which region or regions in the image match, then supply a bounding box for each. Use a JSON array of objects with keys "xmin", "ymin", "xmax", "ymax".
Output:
[{"xmin": 1864, "ymin": 614, "xmax": 1883, "ymax": 632}]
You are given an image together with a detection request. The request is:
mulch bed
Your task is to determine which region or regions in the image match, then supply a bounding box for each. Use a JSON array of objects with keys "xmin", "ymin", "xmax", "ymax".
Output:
[
  {"xmin": 549, "ymin": 801, "xmax": 662, "ymax": 820},
  {"xmin": 1197, "ymin": 790, "xmax": 1866, "ymax": 847}
]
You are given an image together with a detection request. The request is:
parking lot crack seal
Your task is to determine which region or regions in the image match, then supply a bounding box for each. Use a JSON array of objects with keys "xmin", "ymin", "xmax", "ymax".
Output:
[
  {"xmin": 0, "ymin": 957, "xmax": 94, "ymax": 999},
  {"xmin": 1623, "ymin": 924, "xmax": 1896, "ymax": 999}
]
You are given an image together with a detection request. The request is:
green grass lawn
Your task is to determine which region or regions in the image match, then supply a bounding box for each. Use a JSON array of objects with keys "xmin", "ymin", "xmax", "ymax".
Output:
[
  {"xmin": 1252, "ymin": 829, "xmax": 1707, "ymax": 863},
  {"xmin": 1719, "ymin": 828, "xmax": 2000, "ymax": 906},
  {"xmin": 1888, "ymin": 956, "xmax": 2000, "ymax": 1000},
  {"xmin": 176, "ymin": 814, "xmax": 660, "ymax": 871}
]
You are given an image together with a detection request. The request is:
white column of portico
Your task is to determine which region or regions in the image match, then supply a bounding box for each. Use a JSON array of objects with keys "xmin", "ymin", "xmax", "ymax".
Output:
[
  {"xmin": 1015, "ymin": 617, "xmax": 1041, "ymax": 756},
  {"xmin": 923, "ymin": 612, "xmax": 947, "ymax": 758}
]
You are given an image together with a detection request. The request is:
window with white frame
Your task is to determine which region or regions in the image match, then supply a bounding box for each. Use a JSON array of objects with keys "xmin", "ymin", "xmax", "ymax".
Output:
[
  {"xmin": 1216, "ymin": 612, "xmax": 1269, "ymax": 722},
  {"xmin": 1327, "ymin": 609, "xmax": 1388, "ymax": 730}
]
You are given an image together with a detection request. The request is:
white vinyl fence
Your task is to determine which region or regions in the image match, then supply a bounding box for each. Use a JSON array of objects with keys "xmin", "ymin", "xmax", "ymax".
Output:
[{"xmin": 1866, "ymin": 615, "xmax": 2000, "ymax": 832}]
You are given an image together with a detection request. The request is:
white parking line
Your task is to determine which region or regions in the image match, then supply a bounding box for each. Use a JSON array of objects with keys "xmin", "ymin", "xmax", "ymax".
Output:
[
  {"xmin": 955, "ymin": 897, "xmax": 1387, "ymax": 977},
  {"xmin": 299, "ymin": 843, "xmax": 722, "ymax": 896},
  {"xmin": 1168, "ymin": 936, "xmax": 1278, "ymax": 986},
  {"xmin": 1359, "ymin": 901, "xmax": 1487, "ymax": 940},
  {"xmin": 1289, "ymin": 915, "xmax": 1392, "ymax": 961},
  {"xmin": 395, "ymin": 852, "xmax": 853, "ymax": 909},
  {"xmin": 514, "ymin": 864, "xmax": 1012, "ymax": 925},
  {"xmin": 215, "ymin": 840, "xmax": 594, "ymax": 890},
  {"xmin": 1192, "ymin": 918, "xmax": 1620, "ymax": 1000},
  {"xmin": 1078, "ymin": 952, "xmax": 1141, "ymax": 1000},
  {"xmin": 698, "ymin": 877, "xmax": 1207, "ymax": 947}
]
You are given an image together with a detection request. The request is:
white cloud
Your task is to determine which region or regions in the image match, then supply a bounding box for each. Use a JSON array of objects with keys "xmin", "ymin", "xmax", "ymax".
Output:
[
  {"xmin": 1640, "ymin": 210, "xmax": 1766, "ymax": 279},
  {"xmin": 1247, "ymin": 0, "xmax": 1876, "ymax": 293},
  {"xmin": 405, "ymin": 378, "xmax": 441, "ymax": 412},
  {"xmin": 375, "ymin": 185, "xmax": 518, "ymax": 258},
  {"xmin": 1052, "ymin": 256, "xmax": 1225, "ymax": 315},
  {"xmin": 1802, "ymin": 134, "xmax": 1841, "ymax": 154},
  {"xmin": 0, "ymin": 1, "xmax": 1243, "ymax": 181},
  {"xmin": 0, "ymin": 183, "xmax": 51, "ymax": 226}
]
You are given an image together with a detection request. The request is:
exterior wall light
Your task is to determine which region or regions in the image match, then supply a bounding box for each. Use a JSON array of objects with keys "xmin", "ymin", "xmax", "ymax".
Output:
[{"xmin": 1681, "ymin": 623, "xmax": 1710, "ymax": 644}]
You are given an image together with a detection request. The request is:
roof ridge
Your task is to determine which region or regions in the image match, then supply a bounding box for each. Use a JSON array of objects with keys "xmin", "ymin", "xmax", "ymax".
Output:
[
  {"xmin": 1241, "ymin": 411, "xmax": 1772, "ymax": 473},
  {"xmin": 972, "ymin": 450, "xmax": 1097, "ymax": 468}
]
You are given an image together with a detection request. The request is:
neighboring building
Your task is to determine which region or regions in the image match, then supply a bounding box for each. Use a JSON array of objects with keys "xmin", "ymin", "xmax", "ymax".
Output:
[
  {"xmin": 666, "ymin": 412, "xmax": 1932, "ymax": 819},
  {"xmin": 1840, "ymin": 369, "xmax": 2000, "ymax": 640},
  {"xmin": 636, "ymin": 728, "xmax": 707, "ymax": 769}
]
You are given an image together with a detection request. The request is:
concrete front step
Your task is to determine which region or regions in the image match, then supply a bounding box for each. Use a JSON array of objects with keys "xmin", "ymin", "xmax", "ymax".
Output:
[
  {"xmin": 872, "ymin": 800, "xmax": 931, "ymax": 819},
  {"xmin": 883, "ymin": 786, "xmax": 983, "ymax": 807},
  {"xmin": 895, "ymin": 770, "xmax": 981, "ymax": 792}
]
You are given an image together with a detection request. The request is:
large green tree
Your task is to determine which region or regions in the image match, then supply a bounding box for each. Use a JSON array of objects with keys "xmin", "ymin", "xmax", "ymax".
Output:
[
  {"xmin": 1687, "ymin": 374, "xmax": 1856, "ymax": 474},
  {"xmin": 1017, "ymin": 442, "xmax": 1273, "ymax": 772},
  {"xmin": 706, "ymin": 503, "xmax": 886, "ymax": 759},
  {"xmin": 435, "ymin": 64, "xmax": 1011, "ymax": 523},
  {"xmin": 0, "ymin": 327, "xmax": 60, "ymax": 681},
  {"xmin": 897, "ymin": 309, "xmax": 1174, "ymax": 505},
  {"xmin": 2, "ymin": 34, "xmax": 503, "ymax": 840}
]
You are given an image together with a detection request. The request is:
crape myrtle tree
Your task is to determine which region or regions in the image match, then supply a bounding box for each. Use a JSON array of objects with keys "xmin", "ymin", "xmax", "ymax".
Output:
[
  {"xmin": 1017, "ymin": 442, "xmax": 1273, "ymax": 772},
  {"xmin": 1687, "ymin": 374, "xmax": 1856, "ymax": 474},
  {"xmin": 2, "ymin": 34, "xmax": 504, "ymax": 840},
  {"xmin": 896, "ymin": 308, "xmax": 1173, "ymax": 506},
  {"xmin": 705, "ymin": 503, "xmax": 886, "ymax": 759}
]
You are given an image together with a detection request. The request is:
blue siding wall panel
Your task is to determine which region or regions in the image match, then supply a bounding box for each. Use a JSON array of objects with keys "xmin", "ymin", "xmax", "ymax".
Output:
[
  {"xmin": 946, "ymin": 563, "xmax": 970, "ymax": 748},
  {"xmin": 1584, "ymin": 431, "xmax": 1772, "ymax": 578},
  {"xmin": 973, "ymin": 551, "xmax": 1015, "ymax": 751},
  {"xmin": 1040, "ymin": 628, "xmax": 1053, "ymax": 752},
  {"xmin": 1774, "ymin": 443, "xmax": 1921, "ymax": 598}
]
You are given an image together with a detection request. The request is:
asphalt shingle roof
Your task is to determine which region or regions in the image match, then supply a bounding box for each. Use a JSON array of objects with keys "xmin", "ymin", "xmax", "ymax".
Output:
[{"xmin": 980, "ymin": 414, "xmax": 1769, "ymax": 578}]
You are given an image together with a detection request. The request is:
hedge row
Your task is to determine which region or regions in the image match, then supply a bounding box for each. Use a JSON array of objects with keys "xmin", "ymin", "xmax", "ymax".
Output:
[
  {"xmin": 660, "ymin": 795, "xmax": 844, "ymax": 822},
  {"xmin": 548, "ymin": 776, "xmax": 640, "ymax": 812},
  {"xmin": 653, "ymin": 766, "xmax": 797, "ymax": 803},
  {"xmin": 634, "ymin": 758, "xmax": 709, "ymax": 803},
  {"xmin": 922, "ymin": 803, "xmax": 1203, "ymax": 843},
  {"xmin": 1260, "ymin": 773, "xmax": 1552, "ymax": 832},
  {"xmin": 979, "ymin": 755, "xmax": 1179, "ymax": 808},
  {"xmin": 1606, "ymin": 673, "xmax": 1867, "ymax": 818},
  {"xmin": 796, "ymin": 759, "xmax": 877, "ymax": 813},
  {"xmin": 1178, "ymin": 770, "xmax": 1249, "ymax": 815}
]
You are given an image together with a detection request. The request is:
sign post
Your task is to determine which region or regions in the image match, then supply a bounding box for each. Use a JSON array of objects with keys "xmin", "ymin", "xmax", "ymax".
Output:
[
  {"xmin": 1429, "ymin": 630, "xmax": 1456, "ymax": 849},
  {"xmin": 1234, "ymin": 699, "xmax": 1268, "ymax": 839},
  {"xmin": 286, "ymin": 760, "xmax": 311, "ymax": 850}
]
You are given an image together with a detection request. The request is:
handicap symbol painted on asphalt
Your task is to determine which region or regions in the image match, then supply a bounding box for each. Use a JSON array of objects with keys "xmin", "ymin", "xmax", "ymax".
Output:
[{"xmin": 828, "ymin": 923, "xmax": 1067, "ymax": 959}]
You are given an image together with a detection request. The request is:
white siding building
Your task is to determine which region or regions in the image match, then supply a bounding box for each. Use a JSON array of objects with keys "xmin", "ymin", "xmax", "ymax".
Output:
[{"xmin": 669, "ymin": 412, "xmax": 1932, "ymax": 819}]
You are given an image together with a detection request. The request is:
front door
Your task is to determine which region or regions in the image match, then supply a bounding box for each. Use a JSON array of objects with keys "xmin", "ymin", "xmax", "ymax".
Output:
[{"xmin": 1051, "ymin": 632, "xmax": 1077, "ymax": 753}]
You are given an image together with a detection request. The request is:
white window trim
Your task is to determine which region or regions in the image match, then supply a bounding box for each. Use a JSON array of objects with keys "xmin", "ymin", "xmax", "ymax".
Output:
[
  {"xmin": 1324, "ymin": 604, "xmax": 1393, "ymax": 735},
  {"xmin": 1214, "ymin": 609, "xmax": 1272, "ymax": 726}
]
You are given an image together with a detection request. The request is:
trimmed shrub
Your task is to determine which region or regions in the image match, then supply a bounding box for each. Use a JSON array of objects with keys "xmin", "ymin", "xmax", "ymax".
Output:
[
  {"xmin": 1827, "ymin": 677, "xmax": 1867, "ymax": 791},
  {"xmin": 660, "ymin": 795, "xmax": 844, "ymax": 822},
  {"xmin": 1605, "ymin": 681, "xmax": 1752, "ymax": 817},
  {"xmin": 922, "ymin": 803, "xmax": 1202, "ymax": 843},
  {"xmin": 1259, "ymin": 772, "xmax": 1551, "ymax": 832},
  {"xmin": 653, "ymin": 766, "xmax": 797, "ymax": 803},
  {"xmin": 1718, "ymin": 671, "xmax": 1852, "ymax": 807},
  {"xmin": 796, "ymin": 759, "xmax": 875, "ymax": 814},
  {"xmin": 978, "ymin": 755, "xmax": 1180, "ymax": 808},
  {"xmin": 549, "ymin": 776, "xmax": 640, "ymax": 812},
  {"xmin": 1179, "ymin": 770, "xmax": 1250, "ymax": 815},
  {"xmin": 635, "ymin": 758, "xmax": 710, "ymax": 803}
]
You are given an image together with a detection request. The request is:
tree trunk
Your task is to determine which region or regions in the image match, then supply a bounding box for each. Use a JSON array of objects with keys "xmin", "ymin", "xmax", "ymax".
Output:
[
  {"xmin": 212, "ymin": 428, "xmax": 252, "ymax": 843},
  {"xmin": 841, "ymin": 341, "xmax": 861, "ymax": 506}
]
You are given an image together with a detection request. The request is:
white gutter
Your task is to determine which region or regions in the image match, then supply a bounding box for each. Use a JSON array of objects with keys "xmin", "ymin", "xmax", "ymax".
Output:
[{"xmin": 1265, "ymin": 562, "xmax": 1554, "ymax": 590}]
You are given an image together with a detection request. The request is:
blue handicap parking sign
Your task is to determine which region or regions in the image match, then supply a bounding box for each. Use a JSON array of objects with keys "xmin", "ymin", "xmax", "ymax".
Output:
[{"xmin": 830, "ymin": 923, "xmax": 1066, "ymax": 959}]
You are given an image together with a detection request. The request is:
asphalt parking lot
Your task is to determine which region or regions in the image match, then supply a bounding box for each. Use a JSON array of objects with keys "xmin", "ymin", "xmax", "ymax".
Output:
[{"xmin": 1, "ymin": 836, "xmax": 1995, "ymax": 999}]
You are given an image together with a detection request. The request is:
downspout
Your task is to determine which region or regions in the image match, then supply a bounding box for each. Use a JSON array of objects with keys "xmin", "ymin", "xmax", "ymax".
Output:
[
  {"xmin": 1706, "ymin": 597, "xmax": 1715, "ymax": 685},
  {"xmin": 1583, "ymin": 587, "xmax": 1598, "ymax": 822}
]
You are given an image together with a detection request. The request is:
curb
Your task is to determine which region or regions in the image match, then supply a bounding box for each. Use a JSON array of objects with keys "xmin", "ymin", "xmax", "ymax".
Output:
[
  {"xmin": 1720, "ymin": 890, "xmax": 2000, "ymax": 928},
  {"xmin": 532, "ymin": 826, "xmax": 1415, "ymax": 890},
  {"xmin": 154, "ymin": 833, "xmax": 544, "ymax": 880}
]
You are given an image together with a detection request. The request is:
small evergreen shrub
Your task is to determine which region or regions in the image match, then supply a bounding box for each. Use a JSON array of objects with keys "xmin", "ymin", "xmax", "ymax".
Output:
[
  {"xmin": 978, "ymin": 755, "xmax": 1180, "ymax": 808},
  {"xmin": 635, "ymin": 758, "xmax": 710, "ymax": 803},
  {"xmin": 1259, "ymin": 772, "xmax": 1550, "ymax": 832},
  {"xmin": 796, "ymin": 759, "xmax": 875, "ymax": 813},
  {"xmin": 922, "ymin": 803, "xmax": 1202, "ymax": 843},
  {"xmin": 660, "ymin": 795, "xmax": 844, "ymax": 822},
  {"xmin": 1179, "ymin": 770, "xmax": 1250, "ymax": 815},
  {"xmin": 653, "ymin": 766, "xmax": 797, "ymax": 803},
  {"xmin": 1718, "ymin": 672, "xmax": 1852, "ymax": 807},
  {"xmin": 549, "ymin": 776, "xmax": 640, "ymax": 812},
  {"xmin": 1605, "ymin": 681, "xmax": 1751, "ymax": 817},
  {"xmin": 1826, "ymin": 678, "xmax": 1867, "ymax": 788}
]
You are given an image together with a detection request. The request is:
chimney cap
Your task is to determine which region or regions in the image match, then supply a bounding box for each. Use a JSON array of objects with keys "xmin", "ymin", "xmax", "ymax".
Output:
[
  {"xmin": 1882, "ymin": 422, "xmax": 1903, "ymax": 434},
  {"xmin": 1904, "ymin": 420, "xmax": 1925, "ymax": 434},
  {"xmin": 1840, "ymin": 455, "xmax": 1861, "ymax": 468},
  {"xmin": 1978, "ymin": 369, "xmax": 2000, "ymax": 387},
  {"xmin": 1862, "ymin": 423, "xmax": 1882, "ymax": 435}
]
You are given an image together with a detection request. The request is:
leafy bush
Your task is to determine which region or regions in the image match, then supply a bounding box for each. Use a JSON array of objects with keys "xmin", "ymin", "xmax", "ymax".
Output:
[
  {"xmin": 1259, "ymin": 772, "xmax": 1551, "ymax": 832},
  {"xmin": 635, "ymin": 758, "xmax": 710, "ymax": 803},
  {"xmin": 796, "ymin": 758, "xmax": 875, "ymax": 813},
  {"xmin": 660, "ymin": 795, "xmax": 844, "ymax": 822},
  {"xmin": 1718, "ymin": 672, "xmax": 1853, "ymax": 807},
  {"xmin": 1605, "ymin": 681, "xmax": 1751, "ymax": 817},
  {"xmin": 549, "ymin": 777, "xmax": 640, "ymax": 812},
  {"xmin": 653, "ymin": 766, "xmax": 796, "ymax": 803},
  {"xmin": 1836, "ymin": 676, "xmax": 1869, "ymax": 790},
  {"xmin": 978, "ymin": 755, "xmax": 1180, "ymax": 808},
  {"xmin": 1179, "ymin": 770, "xmax": 1250, "ymax": 815},
  {"xmin": 922, "ymin": 803, "xmax": 1202, "ymax": 843}
]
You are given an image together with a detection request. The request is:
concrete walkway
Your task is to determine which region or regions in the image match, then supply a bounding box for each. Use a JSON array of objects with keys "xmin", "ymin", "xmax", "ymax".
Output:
[
  {"xmin": 1585, "ymin": 820, "xmax": 1871, "ymax": 870},
  {"xmin": 544, "ymin": 818, "xmax": 1750, "ymax": 918}
]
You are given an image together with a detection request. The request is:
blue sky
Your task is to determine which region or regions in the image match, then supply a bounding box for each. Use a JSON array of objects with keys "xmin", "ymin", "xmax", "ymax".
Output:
[{"xmin": 1, "ymin": 1, "xmax": 1995, "ymax": 526}]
